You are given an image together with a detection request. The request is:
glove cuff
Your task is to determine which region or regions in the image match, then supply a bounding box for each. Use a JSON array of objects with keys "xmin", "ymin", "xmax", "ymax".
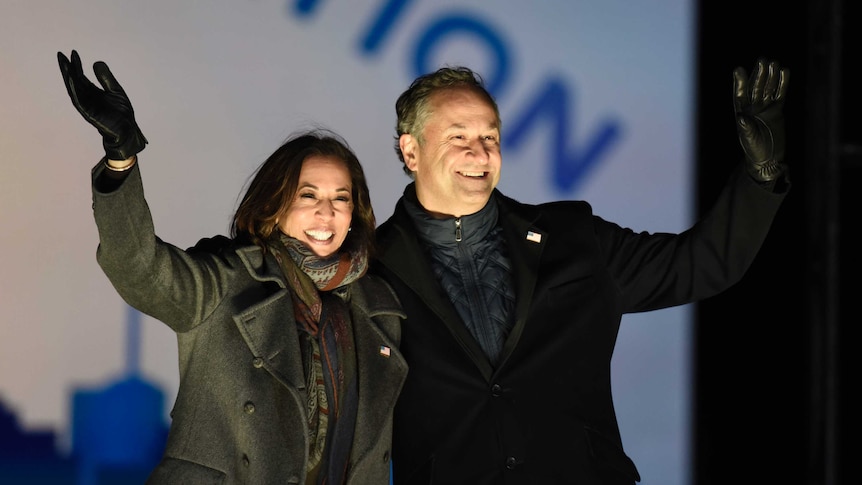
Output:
[
  {"xmin": 746, "ymin": 158, "xmax": 786, "ymax": 182},
  {"xmin": 104, "ymin": 127, "xmax": 148, "ymax": 161}
]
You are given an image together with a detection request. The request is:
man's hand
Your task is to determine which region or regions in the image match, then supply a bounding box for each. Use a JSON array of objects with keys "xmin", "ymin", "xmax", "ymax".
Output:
[
  {"xmin": 58, "ymin": 50, "xmax": 147, "ymax": 161},
  {"xmin": 733, "ymin": 58, "xmax": 789, "ymax": 182}
]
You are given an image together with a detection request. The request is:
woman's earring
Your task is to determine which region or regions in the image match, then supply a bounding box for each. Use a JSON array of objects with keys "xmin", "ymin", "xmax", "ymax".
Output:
[{"xmin": 348, "ymin": 226, "xmax": 352, "ymax": 232}]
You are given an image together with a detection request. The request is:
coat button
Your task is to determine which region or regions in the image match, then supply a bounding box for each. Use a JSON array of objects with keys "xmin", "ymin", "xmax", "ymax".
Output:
[
  {"xmin": 505, "ymin": 456, "xmax": 518, "ymax": 469},
  {"xmin": 383, "ymin": 450, "xmax": 390, "ymax": 463},
  {"xmin": 244, "ymin": 401, "xmax": 255, "ymax": 414},
  {"xmin": 242, "ymin": 454, "xmax": 250, "ymax": 467},
  {"xmin": 252, "ymin": 357, "xmax": 264, "ymax": 368},
  {"xmin": 491, "ymin": 384, "xmax": 502, "ymax": 397}
]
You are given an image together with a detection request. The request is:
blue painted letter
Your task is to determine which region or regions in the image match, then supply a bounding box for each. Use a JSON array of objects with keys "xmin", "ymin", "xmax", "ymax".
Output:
[{"xmin": 503, "ymin": 77, "xmax": 622, "ymax": 192}]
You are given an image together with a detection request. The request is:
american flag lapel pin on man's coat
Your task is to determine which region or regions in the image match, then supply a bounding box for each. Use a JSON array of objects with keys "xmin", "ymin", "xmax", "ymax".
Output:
[
  {"xmin": 526, "ymin": 231, "xmax": 542, "ymax": 243},
  {"xmin": 379, "ymin": 345, "xmax": 391, "ymax": 357}
]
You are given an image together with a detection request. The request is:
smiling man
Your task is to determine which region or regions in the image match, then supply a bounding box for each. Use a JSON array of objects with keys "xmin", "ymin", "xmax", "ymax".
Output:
[
  {"xmin": 399, "ymin": 85, "xmax": 502, "ymax": 218},
  {"xmin": 373, "ymin": 61, "xmax": 790, "ymax": 485}
]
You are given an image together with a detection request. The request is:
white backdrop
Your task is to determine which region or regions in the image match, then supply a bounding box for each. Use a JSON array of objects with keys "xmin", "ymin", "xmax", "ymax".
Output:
[{"xmin": 0, "ymin": 1, "xmax": 694, "ymax": 483}]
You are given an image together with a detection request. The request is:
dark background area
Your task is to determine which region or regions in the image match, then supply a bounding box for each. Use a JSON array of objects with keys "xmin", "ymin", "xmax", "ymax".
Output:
[{"xmin": 694, "ymin": 0, "xmax": 857, "ymax": 483}]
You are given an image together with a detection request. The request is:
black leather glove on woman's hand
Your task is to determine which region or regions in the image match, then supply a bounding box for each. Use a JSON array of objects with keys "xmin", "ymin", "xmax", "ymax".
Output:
[
  {"xmin": 58, "ymin": 50, "xmax": 147, "ymax": 161},
  {"xmin": 733, "ymin": 58, "xmax": 789, "ymax": 182}
]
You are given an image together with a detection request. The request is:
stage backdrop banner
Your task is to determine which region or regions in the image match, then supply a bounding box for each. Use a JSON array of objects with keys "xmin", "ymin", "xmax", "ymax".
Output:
[{"xmin": 0, "ymin": 1, "xmax": 693, "ymax": 484}]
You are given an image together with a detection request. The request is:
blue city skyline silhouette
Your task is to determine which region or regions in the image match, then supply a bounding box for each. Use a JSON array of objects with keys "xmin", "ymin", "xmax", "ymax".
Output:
[{"xmin": 1, "ymin": 306, "xmax": 169, "ymax": 485}]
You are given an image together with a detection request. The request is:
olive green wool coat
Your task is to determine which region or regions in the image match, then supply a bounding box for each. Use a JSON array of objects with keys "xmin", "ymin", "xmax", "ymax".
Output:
[{"xmin": 91, "ymin": 161, "xmax": 407, "ymax": 484}]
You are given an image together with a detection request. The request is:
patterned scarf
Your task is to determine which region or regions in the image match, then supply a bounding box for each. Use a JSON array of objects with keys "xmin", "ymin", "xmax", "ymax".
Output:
[{"xmin": 269, "ymin": 234, "xmax": 367, "ymax": 485}]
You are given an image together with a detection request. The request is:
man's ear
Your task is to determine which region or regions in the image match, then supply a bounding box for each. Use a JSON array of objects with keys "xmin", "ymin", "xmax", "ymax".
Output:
[{"xmin": 400, "ymin": 134, "xmax": 419, "ymax": 172}]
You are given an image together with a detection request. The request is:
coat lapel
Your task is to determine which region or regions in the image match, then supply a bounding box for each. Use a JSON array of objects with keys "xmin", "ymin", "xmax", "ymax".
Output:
[
  {"xmin": 496, "ymin": 194, "xmax": 544, "ymax": 369},
  {"xmin": 232, "ymin": 245, "xmax": 306, "ymax": 391},
  {"xmin": 350, "ymin": 278, "xmax": 408, "ymax": 461}
]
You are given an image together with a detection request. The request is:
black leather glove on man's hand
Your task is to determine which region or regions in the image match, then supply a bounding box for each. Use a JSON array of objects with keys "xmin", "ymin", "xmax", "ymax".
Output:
[
  {"xmin": 733, "ymin": 58, "xmax": 789, "ymax": 182},
  {"xmin": 58, "ymin": 50, "xmax": 147, "ymax": 161}
]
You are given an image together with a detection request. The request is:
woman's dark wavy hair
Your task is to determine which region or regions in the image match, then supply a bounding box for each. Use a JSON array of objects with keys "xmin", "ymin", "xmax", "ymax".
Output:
[{"xmin": 231, "ymin": 129, "xmax": 376, "ymax": 258}]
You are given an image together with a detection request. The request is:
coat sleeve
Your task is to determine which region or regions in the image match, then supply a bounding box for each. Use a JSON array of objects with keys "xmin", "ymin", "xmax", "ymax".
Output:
[
  {"xmin": 90, "ymin": 159, "xmax": 235, "ymax": 332},
  {"xmin": 596, "ymin": 166, "xmax": 788, "ymax": 313}
]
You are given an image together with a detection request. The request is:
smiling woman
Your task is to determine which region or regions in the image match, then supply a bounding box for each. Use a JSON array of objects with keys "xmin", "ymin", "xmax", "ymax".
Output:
[
  {"xmin": 231, "ymin": 135, "xmax": 376, "ymax": 260},
  {"xmin": 57, "ymin": 49, "xmax": 407, "ymax": 484},
  {"xmin": 275, "ymin": 157, "xmax": 354, "ymax": 257}
]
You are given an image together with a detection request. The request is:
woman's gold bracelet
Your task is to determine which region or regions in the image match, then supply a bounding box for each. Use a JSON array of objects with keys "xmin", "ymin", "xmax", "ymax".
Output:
[{"xmin": 105, "ymin": 156, "xmax": 136, "ymax": 172}]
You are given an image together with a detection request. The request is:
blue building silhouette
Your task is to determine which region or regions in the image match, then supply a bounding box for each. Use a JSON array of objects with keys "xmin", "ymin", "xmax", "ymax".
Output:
[{"xmin": 1, "ymin": 306, "xmax": 169, "ymax": 484}]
